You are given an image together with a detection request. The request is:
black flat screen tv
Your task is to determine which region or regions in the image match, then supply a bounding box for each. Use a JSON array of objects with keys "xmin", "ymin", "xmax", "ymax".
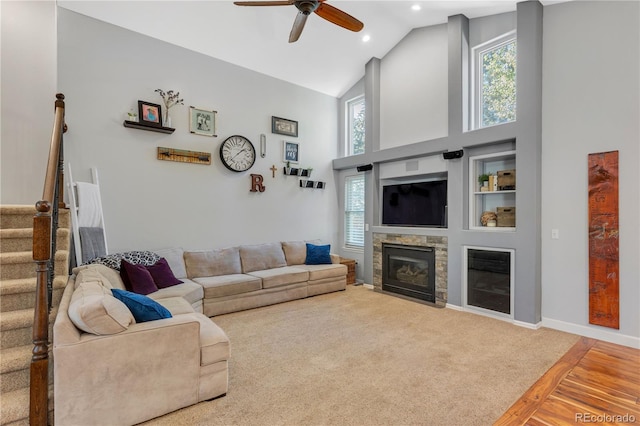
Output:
[{"xmin": 382, "ymin": 180, "xmax": 447, "ymax": 227}]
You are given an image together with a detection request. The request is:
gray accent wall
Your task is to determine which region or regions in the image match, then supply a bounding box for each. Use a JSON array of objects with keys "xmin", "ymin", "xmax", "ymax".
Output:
[
  {"xmin": 334, "ymin": 1, "xmax": 639, "ymax": 347},
  {"xmin": 379, "ymin": 24, "xmax": 449, "ymax": 149},
  {"xmin": 57, "ymin": 9, "xmax": 340, "ymax": 253}
]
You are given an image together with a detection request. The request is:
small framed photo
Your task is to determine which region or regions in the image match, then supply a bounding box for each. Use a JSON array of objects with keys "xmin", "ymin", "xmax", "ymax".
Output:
[
  {"xmin": 189, "ymin": 106, "xmax": 217, "ymax": 137},
  {"xmin": 138, "ymin": 100, "xmax": 163, "ymax": 127},
  {"xmin": 272, "ymin": 116, "xmax": 298, "ymax": 137},
  {"xmin": 283, "ymin": 141, "xmax": 299, "ymax": 163}
]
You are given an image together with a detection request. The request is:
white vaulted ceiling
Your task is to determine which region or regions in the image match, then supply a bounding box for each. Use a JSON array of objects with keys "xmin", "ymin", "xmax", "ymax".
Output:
[{"xmin": 57, "ymin": 1, "xmax": 564, "ymax": 97}]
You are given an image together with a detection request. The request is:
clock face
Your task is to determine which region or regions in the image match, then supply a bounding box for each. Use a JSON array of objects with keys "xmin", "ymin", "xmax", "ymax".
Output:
[{"xmin": 219, "ymin": 135, "xmax": 256, "ymax": 172}]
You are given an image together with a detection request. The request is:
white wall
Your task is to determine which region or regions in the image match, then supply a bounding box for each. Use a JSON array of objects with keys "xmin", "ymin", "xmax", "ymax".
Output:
[
  {"xmin": 379, "ymin": 24, "xmax": 448, "ymax": 150},
  {"xmin": 1, "ymin": 1, "xmax": 57, "ymax": 204},
  {"xmin": 541, "ymin": 1, "xmax": 640, "ymax": 347},
  {"xmin": 58, "ymin": 9, "xmax": 339, "ymax": 253}
]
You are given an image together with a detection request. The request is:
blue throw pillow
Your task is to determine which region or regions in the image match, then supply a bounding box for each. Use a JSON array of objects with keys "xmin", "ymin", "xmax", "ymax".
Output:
[
  {"xmin": 111, "ymin": 289, "xmax": 172, "ymax": 323},
  {"xmin": 305, "ymin": 243, "xmax": 332, "ymax": 265}
]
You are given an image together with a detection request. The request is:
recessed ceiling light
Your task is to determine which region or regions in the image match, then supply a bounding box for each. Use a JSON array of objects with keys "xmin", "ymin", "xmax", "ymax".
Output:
[
  {"xmin": 362, "ymin": 34, "xmax": 371, "ymax": 42},
  {"xmin": 411, "ymin": 4, "xmax": 421, "ymax": 11}
]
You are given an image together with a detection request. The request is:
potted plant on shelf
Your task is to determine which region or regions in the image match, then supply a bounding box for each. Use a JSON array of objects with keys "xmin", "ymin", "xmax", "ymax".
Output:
[
  {"xmin": 478, "ymin": 173, "xmax": 490, "ymax": 191},
  {"xmin": 126, "ymin": 110, "xmax": 138, "ymax": 122}
]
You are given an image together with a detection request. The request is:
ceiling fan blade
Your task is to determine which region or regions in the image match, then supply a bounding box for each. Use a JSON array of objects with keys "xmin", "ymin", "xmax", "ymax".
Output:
[
  {"xmin": 315, "ymin": 3, "xmax": 363, "ymax": 32},
  {"xmin": 233, "ymin": 1, "xmax": 294, "ymax": 6},
  {"xmin": 289, "ymin": 11, "xmax": 308, "ymax": 43}
]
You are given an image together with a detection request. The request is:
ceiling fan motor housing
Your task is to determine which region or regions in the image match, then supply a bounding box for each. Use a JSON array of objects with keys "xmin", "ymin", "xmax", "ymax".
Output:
[{"xmin": 295, "ymin": 0, "xmax": 319, "ymax": 15}]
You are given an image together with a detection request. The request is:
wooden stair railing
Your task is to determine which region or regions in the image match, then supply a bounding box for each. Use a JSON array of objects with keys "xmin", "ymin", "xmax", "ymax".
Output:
[{"xmin": 31, "ymin": 93, "xmax": 67, "ymax": 426}]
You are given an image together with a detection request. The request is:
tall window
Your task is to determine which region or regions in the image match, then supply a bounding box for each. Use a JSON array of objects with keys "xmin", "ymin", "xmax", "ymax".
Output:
[
  {"xmin": 473, "ymin": 32, "xmax": 517, "ymax": 129},
  {"xmin": 345, "ymin": 175, "xmax": 365, "ymax": 248},
  {"xmin": 346, "ymin": 96, "xmax": 365, "ymax": 155}
]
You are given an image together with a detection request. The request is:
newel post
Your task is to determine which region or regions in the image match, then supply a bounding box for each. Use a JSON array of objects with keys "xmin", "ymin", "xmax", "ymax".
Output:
[{"xmin": 30, "ymin": 200, "xmax": 52, "ymax": 425}]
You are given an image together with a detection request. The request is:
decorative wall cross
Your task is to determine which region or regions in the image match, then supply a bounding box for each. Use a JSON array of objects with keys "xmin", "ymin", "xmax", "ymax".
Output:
[{"xmin": 270, "ymin": 165, "xmax": 278, "ymax": 178}]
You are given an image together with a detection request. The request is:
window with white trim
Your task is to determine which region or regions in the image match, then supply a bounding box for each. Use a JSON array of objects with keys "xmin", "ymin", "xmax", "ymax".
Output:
[
  {"xmin": 345, "ymin": 175, "xmax": 365, "ymax": 248},
  {"xmin": 346, "ymin": 96, "xmax": 365, "ymax": 156},
  {"xmin": 472, "ymin": 31, "xmax": 517, "ymax": 129}
]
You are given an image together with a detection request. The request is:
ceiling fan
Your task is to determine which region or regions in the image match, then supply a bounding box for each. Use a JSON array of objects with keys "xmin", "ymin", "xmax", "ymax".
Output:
[{"xmin": 233, "ymin": 0, "xmax": 364, "ymax": 43}]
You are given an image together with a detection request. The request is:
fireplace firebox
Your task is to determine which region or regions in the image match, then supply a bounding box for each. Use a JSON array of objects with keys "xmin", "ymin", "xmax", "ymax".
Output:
[{"xmin": 382, "ymin": 244, "xmax": 435, "ymax": 303}]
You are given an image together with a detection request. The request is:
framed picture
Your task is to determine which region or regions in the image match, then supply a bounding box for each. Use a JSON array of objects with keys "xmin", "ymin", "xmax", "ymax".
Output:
[
  {"xmin": 283, "ymin": 141, "xmax": 299, "ymax": 163},
  {"xmin": 138, "ymin": 100, "xmax": 163, "ymax": 127},
  {"xmin": 272, "ymin": 116, "xmax": 298, "ymax": 137},
  {"xmin": 189, "ymin": 106, "xmax": 217, "ymax": 137}
]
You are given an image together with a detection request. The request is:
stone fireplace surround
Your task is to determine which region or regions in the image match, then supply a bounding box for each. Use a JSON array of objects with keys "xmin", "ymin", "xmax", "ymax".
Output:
[{"xmin": 373, "ymin": 233, "xmax": 448, "ymax": 307}]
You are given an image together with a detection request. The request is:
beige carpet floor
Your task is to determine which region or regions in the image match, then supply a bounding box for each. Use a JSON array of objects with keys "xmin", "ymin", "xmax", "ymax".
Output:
[{"xmin": 144, "ymin": 286, "xmax": 579, "ymax": 426}]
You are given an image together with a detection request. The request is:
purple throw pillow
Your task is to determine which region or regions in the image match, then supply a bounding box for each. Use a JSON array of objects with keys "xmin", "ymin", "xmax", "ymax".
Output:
[
  {"xmin": 119, "ymin": 259, "xmax": 158, "ymax": 295},
  {"xmin": 147, "ymin": 258, "xmax": 183, "ymax": 289}
]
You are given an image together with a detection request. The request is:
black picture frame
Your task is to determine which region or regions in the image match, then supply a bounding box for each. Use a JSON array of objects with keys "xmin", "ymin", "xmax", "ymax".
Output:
[
  {"xmin": 138, "ymin": 100, "xmax": 163, "ymax": 127},
  {"xmin": 272, "ymin": 116, "xmax": 298, "ymax": 137},
  {"xmin": 283, "ymin": 141, "xmax": 299, "ymax": 163}
]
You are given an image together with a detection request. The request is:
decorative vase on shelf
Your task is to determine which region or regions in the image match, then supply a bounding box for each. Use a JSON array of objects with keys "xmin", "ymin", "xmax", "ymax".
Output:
[{"xmin": 163, "ymin": 112, "xmax": 172, "ymax": 128}]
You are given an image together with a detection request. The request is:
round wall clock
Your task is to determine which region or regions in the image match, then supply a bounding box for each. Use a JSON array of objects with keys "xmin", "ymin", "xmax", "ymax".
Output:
[{"xmin": 219, "ymin": 135, "xmax": 256, "ymax": 172}]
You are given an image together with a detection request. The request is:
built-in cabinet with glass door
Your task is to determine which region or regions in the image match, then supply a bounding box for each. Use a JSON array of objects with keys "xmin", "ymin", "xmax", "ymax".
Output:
[{"xmin": 469, "ymin": 150, "xmax": 516, "ymax": 230}]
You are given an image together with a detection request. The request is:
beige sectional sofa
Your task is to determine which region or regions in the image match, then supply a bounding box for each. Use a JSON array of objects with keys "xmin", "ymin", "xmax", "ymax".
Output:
[{"xmin": 53, "ymin": 240, "xmax": 346, "ymax": 425}]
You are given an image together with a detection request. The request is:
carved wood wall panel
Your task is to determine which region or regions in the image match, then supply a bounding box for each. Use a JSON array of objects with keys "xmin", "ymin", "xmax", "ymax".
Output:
[{"xmin": 588, "ymin": 150, "xmax": 619, "ymax": 329}]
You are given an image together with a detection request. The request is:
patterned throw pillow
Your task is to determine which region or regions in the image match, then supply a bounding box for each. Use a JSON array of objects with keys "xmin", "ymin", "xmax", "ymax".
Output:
[{"xmin": 84, "ymin": 251, "xmax": 161, "ymax": 270}]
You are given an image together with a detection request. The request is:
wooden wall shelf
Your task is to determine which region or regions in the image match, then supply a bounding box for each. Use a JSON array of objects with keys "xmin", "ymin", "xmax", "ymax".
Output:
[{"xmin": 123, "ymin": 120, "xmax": 175, "ymax": 134}]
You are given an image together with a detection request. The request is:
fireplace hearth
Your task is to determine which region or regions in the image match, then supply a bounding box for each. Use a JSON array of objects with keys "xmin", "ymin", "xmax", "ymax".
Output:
[
  {"xmin": 374, "ymin": 233, "xmax": 447, "ymax": 307},
  {"xmin": 382, "ymin": 244, "xmax": 435, "ymax": 303}
]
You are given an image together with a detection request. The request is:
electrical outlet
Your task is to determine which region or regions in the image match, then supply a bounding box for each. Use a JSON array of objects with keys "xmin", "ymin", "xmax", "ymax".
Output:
[{"xmin": 551, "ymin": 229, "xmax": 559, "ymax": 239}]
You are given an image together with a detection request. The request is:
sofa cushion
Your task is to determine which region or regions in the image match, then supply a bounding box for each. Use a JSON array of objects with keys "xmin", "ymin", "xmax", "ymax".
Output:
[
  {"xmin": 74, "ymin": 264, "xmax": 125, "ymax": 290},
  {"xmin": 181, "ymin": 313, "xmax": 230, "ymax": 366},
  {"xmin": 84, "ymin": 251, "xmax": 161, "ymax": 270},
  {"xmin": 111, "ymin": 289, "xmax": 172, "ymax": 323},
  {"xmin": 281, "ymin": 241, "xmax": 307, "ymax": 266},
  {"xmin": 305, "ymin": 243, "xmax": 332, "ymax": 265},
  {"xmin": 194, "ymin": 274, "xmax": 262, "ymax": 298},
  {"xmin": 239, "ymin": 243, "xmax": 287, "ymax": 273},
  {"xmin": 298, "ymin": 263, "xmax": 348, "ymax": 281},
  {"xmin": 68, "ymin": 281, "xmax": 134, "ymax": 335},
  {"xmin": 147, "ymin": 280, "xmax": 204, "ymax": 306},
  {"xmin": 153, "ymin": 247, "xmax": 187, "ymax": 279},
  {"xmin": 147, "ymin": 258, "xmax": 183, "ymax": 289},
  {"xmin": 184, "ymin": 248, "xmax": 241, "ymax": 279},
  {"xmin": 120, "ymin": 259, "xmax": 158, "ymax": 295},
  {"xmin": 156, "ymin": 296, "xmax": 196, "ymax": 315},
  {"xmin": 248, "ymin": 266, "xmax": 308, "ymax": 289}
]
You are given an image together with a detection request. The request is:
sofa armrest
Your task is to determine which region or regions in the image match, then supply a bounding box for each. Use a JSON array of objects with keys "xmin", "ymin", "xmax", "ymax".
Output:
[
  {"xmin": 330, "ymin": 253, "xmax": 341, "ymax": 264},
  {"xmin": 54, "ymin": 315, "xmax": 202, "ymax": 425}
]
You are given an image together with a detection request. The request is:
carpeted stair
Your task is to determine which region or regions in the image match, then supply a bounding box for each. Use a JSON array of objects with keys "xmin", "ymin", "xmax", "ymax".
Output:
[{"xmin": 0, "ymin": 205, "xmax": 70, "ymax": 425}]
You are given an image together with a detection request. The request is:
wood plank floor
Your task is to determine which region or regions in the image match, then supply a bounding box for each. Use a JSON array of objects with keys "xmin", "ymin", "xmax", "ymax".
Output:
[{"xmin": 495, "ymin": 337, "xmax": 640, "ymax": 425}]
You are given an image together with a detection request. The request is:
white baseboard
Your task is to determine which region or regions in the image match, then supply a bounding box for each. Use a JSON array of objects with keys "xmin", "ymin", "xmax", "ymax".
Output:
[
  {"xmin": 446, "ymin": 303, "xmax": 542, "ymax": 329},
  {"xmin": 513, "ymin": 319, "xmax": 542, "ymax": 330},
  {"xmin": 363, "ymin": 283, "xmax": 374, "ymax": 290},
  {"xmin": 542, "ymin": 317, "xmax": 640, "ymax": 349}
]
